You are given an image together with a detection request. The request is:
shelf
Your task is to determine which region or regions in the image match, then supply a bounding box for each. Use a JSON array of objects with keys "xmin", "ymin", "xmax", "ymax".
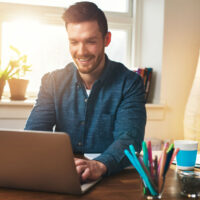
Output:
[{"xmin": 146, "ymin": 103, "xmax": 166, "ymax": 121}]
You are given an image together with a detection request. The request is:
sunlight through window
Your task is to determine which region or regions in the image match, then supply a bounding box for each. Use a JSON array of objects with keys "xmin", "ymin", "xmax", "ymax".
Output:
[
  {"xmin": 2, "ymin": 20, "xmax": 71, "ymax": 93},
  {"xmin": 0, "ymin": 1, "xmax": 132, "ymax": 96},
  {"xmin": 1, "ymin": 0, "xmax": 129, "ymax": 13}
]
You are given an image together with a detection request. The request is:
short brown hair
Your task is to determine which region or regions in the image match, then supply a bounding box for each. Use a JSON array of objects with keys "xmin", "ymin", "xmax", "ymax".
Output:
[{"xmin": 62, "ymin": 1, "xmax": 108, "ymax": 37}]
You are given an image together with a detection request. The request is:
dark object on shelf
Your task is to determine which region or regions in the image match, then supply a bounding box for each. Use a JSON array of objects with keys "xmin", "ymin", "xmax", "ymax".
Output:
[{"xmin": 134, "ymin": 67, "xmax": 153, "ymax": 102}]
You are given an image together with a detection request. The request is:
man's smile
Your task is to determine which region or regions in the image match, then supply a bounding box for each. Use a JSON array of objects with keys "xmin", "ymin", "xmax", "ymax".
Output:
[{"xmin": 77, "ymin": 57, "xmax": 93, "ymax": 65}]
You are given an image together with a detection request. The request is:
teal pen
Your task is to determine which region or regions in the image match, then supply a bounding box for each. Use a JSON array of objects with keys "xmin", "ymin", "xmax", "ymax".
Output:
[
  {"xmin": 124, "ymin": 149, "xmax": 157, "ymax": 196},
  {"xmin": 138, "ymin": 155, "xmax": 158, "ymax": 193},
  {"xmin": 142, "ymin": 141, "xmax": 149, "ymax": 170},
  {"xmin": 130, "ymin": 145, "xmax": 158, "ymax": 193},
  {"xmin": 124, "ymin": 147, "xmax": 157, "ymax": 196}
]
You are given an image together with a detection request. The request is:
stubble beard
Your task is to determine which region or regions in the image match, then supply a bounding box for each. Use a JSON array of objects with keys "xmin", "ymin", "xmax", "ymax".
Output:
[{"xmin": 74, "ymin": 51, "xmax": 105, "ymax": 75}]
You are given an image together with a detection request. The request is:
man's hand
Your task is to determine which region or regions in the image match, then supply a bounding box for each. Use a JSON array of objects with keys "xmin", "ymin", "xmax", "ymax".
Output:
[{"xmin": 74, "ymin": 158, "xmax": 107, "ymax": 182}]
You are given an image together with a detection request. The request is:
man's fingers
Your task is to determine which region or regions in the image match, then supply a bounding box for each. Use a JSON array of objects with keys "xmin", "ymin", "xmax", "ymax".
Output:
[
  {"xmin": 81, "ymin": 167, "xmax": 91, "ymax": 181},
  {"xmin": 74, "ymin": 159, "xmax": 106, "ymax": 181},
  {"xmin": 74, "ymin": 158, "xmax": 87, "ymax": 166},
  {"xmin": 76, "ymin": 164, "xmax": 87, "ymax": 175}
]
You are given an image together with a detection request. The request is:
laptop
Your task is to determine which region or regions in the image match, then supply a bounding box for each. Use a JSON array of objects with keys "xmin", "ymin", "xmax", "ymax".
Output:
[{"xmin": 0, "ymin": 129, "xmax": 101, "ymax": 194}]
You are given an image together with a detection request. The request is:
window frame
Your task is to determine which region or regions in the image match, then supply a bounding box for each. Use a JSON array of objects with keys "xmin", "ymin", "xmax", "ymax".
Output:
[{"xmin": 0, "ymin": 1, "xmax": 134, "ymax": 98}]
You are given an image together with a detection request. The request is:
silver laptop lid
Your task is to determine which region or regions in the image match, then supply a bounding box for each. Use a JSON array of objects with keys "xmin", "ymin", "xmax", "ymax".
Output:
[{"xmin": 0, "ymin": 129, "xmax": 82, "ymax": 194}]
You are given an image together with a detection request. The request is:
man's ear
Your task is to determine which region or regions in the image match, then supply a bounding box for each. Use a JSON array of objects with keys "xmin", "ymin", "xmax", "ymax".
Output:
[{"xmin": 104, "ymin": 32, "xmax": 111, "ymax": 47}]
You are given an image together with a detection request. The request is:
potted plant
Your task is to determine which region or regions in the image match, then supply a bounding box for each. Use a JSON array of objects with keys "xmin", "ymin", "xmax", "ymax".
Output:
[
  {"xmin": 7, "ymin": 46, "xmax": 31, "ymax": 100},
  {"xmin": 0, "ymin": 53, "xmax": 23, "ymax": 99}
]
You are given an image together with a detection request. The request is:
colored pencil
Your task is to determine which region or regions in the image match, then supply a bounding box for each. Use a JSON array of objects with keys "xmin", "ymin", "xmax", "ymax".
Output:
[
  {"xmin": 158, "ymin": 145, "xmax": 167, "ymax": 192},
  {"xmin": 147, "ymin": 140, "xmax": 154, "ymax": 177},
  {"xmin": 142, "ymin": 141, "xmax": 149, "ymax": 171},
  {"xmin": 124, "ymin": 147, "xmax": 157, "ymax": 196},
  {"xmin": 170, "ymin": 148, "xmax": 180, "ymax": 165},
  {"xmin": 124, "ymin": 141, "xmax": 177, "ymax": 196}
]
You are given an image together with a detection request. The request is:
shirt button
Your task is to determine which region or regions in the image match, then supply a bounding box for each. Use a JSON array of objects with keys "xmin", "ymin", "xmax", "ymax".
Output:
[
  {"xmin": 80, "ymin": 121, "xmax": 85, "ymax": 125},
  {"xmin": 84, "ymin": 98, "xmax": 88, "ymax": 103},
  {"xmin": 78, "ymin": 142, "xmax": 83, "ymax": 146}
]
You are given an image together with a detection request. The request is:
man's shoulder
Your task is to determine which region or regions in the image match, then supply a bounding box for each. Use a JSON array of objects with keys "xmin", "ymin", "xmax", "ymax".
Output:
[
  {"xmin": 107, "ymin": 59, "xmax": 145, "ymax": 96},
  {"xmin": 42, "ymin": 62, "xmax": 76, "ymax": 80},
  {"xmin": 108, "ymin": 59, "xmax": 139, "ymax": 80},
  {"xmin": 51, "ymin": 62, "xmax": 76, "ymax": 77}
]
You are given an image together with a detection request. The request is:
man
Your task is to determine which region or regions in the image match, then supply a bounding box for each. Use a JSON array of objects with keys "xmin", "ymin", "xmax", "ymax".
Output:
[{"xmin": 25, "ymin": 2, "xmax": 146, "ymax": 182}]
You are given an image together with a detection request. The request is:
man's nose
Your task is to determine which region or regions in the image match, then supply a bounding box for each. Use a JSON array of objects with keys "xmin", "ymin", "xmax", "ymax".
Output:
[{"xmin": 77, "ymin": 43, "xmax": 88, "ymax": 55}]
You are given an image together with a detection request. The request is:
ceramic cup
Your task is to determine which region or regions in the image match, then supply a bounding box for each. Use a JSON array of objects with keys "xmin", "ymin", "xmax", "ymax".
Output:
[{"xmin": 174, "ymin": 140, "xmax": 198, "ymax": 170}]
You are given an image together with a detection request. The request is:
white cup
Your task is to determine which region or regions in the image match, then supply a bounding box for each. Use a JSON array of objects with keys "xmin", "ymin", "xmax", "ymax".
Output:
[{"xmin": 174, "ymin": 140, "xmax": 198, "ymax": 170}]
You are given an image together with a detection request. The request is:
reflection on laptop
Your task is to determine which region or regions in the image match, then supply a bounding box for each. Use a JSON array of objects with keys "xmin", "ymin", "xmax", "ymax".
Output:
[{"xmin": 0, "ymin": 129, "xmax": 101, "ymax": 194}]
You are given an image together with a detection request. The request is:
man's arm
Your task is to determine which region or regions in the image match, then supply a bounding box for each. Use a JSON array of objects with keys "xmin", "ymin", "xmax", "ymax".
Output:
[
  {"xmin": 94, "ymin": 73, "xmax": 146, "ymax": 175},
  {"xmin": 25, "ymin": 73, "xmax": 56, "ymax": 131},
  {"xmin": 74, "ymin": 73, "xmax": 146, "ymax": 180}
]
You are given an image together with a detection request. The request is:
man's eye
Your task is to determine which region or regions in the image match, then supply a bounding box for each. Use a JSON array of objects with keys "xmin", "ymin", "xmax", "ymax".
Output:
[
  {"xmin": 88, "ymin": 41, "xmax": 96, "ymax": 44},
  {"xmin": 70, "ymin": 41, "xmax": 77, "ymax": 45}
]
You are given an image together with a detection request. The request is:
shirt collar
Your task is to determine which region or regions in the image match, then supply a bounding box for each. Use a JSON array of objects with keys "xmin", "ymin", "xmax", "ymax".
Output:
[{"xmin": 98, "ymin": 54, "xmax": 111, "ymax": 83}]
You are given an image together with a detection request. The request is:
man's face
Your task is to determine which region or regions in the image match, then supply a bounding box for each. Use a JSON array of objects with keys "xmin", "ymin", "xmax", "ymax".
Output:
[{"xmin": 67, "ymin": 21, "xmax": 108, "ymax": 75}]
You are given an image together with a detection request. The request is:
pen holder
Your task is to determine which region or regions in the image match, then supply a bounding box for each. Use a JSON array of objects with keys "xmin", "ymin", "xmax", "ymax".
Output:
[
  {"xmin": 140, "ymin": 178, "xmax": 164, "ymax": 199},
  {"xmin": 124, "ymin": 142, "xmax": 175, "ymax": 200}
]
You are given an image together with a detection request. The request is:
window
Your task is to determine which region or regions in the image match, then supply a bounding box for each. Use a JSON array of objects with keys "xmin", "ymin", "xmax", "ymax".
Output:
[
  {"xmin": 2, "ymin": 22, "xmax": 71, "ymax": 92},
  {"xmin": 1, "ymin": 0, "xmax": 130, "ymax": 13},
  {"xmin": 0, "ymin": 1, "xmax": 133, "ymax": 96}
]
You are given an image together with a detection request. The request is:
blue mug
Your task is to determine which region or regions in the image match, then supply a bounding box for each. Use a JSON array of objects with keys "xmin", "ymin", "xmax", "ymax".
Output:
[{"xmin": 174, "ymin": 140, "xmax": 198, "ymax": 170}]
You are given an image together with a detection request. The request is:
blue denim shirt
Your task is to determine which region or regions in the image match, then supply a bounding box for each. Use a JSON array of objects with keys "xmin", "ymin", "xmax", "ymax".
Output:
[{"xmin": 25, "ymin": 56, "xmax": 146, "ymax": 175}]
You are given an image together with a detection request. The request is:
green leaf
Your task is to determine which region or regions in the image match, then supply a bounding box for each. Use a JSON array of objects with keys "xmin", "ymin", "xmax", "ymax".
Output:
[
  {"xmin": 1, "ymin": 46, "xmax": 32, "ymax": 80},
  {"xmin": 10, "ymin": 45, "xmax": 21, "ymax": 56}
]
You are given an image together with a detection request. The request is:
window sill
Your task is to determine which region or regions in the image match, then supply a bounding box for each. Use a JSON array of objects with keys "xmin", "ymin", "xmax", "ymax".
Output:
[
  {"xmin": 0, "ymin": 99, "xmax": 35, "ymax": 119},
  {"xmin": 0, "ymin": 98, "xmax": 35, "ymax": 107},
  {"xmin": 0, "ymin": 98, "xmax": 166, "ymax": 121}
]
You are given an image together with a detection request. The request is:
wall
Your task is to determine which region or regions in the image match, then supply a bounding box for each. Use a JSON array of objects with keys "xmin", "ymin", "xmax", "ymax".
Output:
[
  {"xmin": 0, "ymin": 101, "xmax": 32, "ymax": 129},
  {"xmin": 0, "ymin": 0, "xmax": 200, "ymax": 142},
  {"xmin": 134, "ymin": 0, "xmax": 164, "ymax": 104},
  {"xmin": 145, "ymin": 0, "xmax": 200, "ymax": 141}
]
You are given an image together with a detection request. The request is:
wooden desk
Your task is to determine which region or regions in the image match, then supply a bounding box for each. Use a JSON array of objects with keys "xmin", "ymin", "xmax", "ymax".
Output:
[{"xmin": 0, "ymin": 167, "xmax": 190, "ymax": 200}]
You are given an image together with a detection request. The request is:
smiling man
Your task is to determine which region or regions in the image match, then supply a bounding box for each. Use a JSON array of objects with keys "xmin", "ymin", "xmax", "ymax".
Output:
[
  {"xmin": 67, "ymin": 20, "xmax": 110, "ymax": 89},
  {"xmin": 25, "ymin": 2, "xmax": 146, "ymax": 182}
]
